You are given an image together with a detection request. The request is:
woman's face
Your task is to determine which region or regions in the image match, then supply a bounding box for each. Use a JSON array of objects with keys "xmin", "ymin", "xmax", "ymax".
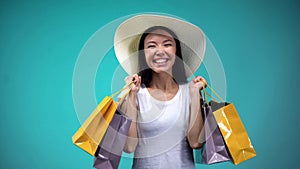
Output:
[{"xmin": 143, "ymin": 29, "xmax": 176, "ymax": 75}]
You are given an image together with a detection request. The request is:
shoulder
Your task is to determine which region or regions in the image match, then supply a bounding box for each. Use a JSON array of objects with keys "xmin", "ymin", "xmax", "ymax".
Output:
[
  {"xmin": 178, "ymin": 82, "xmax": 191, "ymax": 107},
  {"xmin": 179, "ymin": 82, "xmax": 190, "ymax": 91},
  {"xmin": 137, "ymin": 84, "xmax": 149, "ymax": 100},
  {"xmin": 179, "ymin": 82, "xmax": 191, "ymax": 99},
  {"xmin": 137, "ymin": 84, "xmax": 147, "ymax": 94}
]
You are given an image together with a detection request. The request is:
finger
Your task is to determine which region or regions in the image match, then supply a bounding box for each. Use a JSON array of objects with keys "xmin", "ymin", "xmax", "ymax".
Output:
[
  {"xmin": 194, "ymin": 81, "xmax": 204, "ymax": 87},
  {"xmin": 198, "ymin": 77, "xmax": 207, "ymax": 84},
  {"xmin": 132, "ymin": 74, "xmax": 136, "ymax": 80},
  {"xmin": 131, "ymin": 74, "xmax": 138, "ymax": 83},
  {"xmin": 193, "ymin": 76, "xmax": 202, "ymax": 83},
  {"xmin": 137, "ymin": 76, "xmax": 141, "ymax": 85},
  {"xmin": 193, "ymin": 77, "xmax": 198, "ymax": 83}
]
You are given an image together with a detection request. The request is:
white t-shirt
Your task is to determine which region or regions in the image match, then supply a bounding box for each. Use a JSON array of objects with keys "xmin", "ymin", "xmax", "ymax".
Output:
[{"xmin": 132, "ymin": 83, "xmax": 195, "ymax": 169}]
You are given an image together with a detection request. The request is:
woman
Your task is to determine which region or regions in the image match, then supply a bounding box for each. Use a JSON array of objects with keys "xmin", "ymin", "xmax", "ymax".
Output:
[{"xmin": 115, "ymin": 14, "xmax": 207, "ymax": 169}]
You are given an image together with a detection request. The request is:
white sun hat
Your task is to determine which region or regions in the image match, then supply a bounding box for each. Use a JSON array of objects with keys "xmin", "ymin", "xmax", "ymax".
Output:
[{"xmin": 114, "ymin": 14, "xmax": 206, "ymax": 77}]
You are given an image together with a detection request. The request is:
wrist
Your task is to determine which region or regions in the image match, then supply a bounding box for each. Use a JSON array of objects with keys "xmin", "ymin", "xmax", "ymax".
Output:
[
  {"xmin": 129, "ymin": 90, "xmax": 138, "ymax": 98},
  {"xmin": 190, "ymin": 91, "xmax": 201, "ymax": 99}
]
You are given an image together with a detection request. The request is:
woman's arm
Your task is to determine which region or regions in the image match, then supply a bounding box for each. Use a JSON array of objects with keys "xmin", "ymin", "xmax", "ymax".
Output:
[
  {"xmin": 119, "ymin": 74, "xmax": 141, "ymax": 153},
  {"xmin": 187, "ymin": 76, "xmax": 206, "ymax": 149}
]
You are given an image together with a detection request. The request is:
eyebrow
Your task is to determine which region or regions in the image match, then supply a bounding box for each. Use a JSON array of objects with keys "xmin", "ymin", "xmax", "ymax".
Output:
[
  {"xmin": 163, "ymin": 39, "xmax": 174, "ymax": 43},
  {"xmin": 145, "ymin": 41, "xmax": 157, "ymax": 44},
  {"xmin": 145, "ymin": 39, "xmax": 175, "ymax": 44}
]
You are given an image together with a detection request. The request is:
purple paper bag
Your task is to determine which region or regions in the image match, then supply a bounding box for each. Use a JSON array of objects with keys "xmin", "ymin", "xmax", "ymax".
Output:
[
  {"xmin": 201, "ymin": 101, "xmax": 231, "ymax": 164},
  {"xmin": 94, "ymin": 109, "xmax": 132, "ymax": 169}
]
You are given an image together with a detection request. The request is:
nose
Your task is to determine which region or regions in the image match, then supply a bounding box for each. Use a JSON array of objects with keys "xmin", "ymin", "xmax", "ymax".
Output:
[{"xmin": 155, "ymin": 46, "xmax": 165, "ymax": 57}]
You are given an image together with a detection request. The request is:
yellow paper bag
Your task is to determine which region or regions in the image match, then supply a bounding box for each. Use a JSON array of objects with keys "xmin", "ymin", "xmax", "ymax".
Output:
[
  {"xmin": 72, "ymin": 82, "xmax": 133, "ymax": 156},
  {"xmin": 212, "ymin": 103, "xmax": 256, "ymax": 165},
  {"xmin": 72, "ymin": 97, "xmax": 117, "ymax": 156},
  {"xmin": 202, "ymin": 82, "xmax": 256, "ymax": 165}
]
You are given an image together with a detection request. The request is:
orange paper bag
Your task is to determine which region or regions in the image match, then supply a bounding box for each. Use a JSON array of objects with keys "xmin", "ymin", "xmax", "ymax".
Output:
[{"xmin": 72, "ymin": 83, "xmax": 132, "ymax": 156}]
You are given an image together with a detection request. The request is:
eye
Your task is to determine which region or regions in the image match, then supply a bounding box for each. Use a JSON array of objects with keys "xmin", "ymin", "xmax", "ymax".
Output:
[
  {"xmin": 164, "ymin": 43, "xmax": 173, "ymax": 47},
  {"xmin": 147, "ymin": 45, "xmax": 156, "ymax": 49}
]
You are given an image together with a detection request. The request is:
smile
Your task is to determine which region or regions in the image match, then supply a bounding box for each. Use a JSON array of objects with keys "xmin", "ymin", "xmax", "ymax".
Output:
[{"xmin": 153, "ymin": 58, "xmax": 169, "ymax": 65}]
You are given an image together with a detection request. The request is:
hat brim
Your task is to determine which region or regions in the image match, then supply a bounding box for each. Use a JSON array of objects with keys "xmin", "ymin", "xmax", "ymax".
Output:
[{"xmin": 114, "ymin": 14, "xmax": 206, "ymax": 77}]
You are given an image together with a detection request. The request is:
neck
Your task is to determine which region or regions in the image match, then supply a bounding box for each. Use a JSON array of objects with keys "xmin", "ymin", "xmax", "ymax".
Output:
[{"xmin": 149, "ymin": 72, "xmax": 178, "ymax": 91}]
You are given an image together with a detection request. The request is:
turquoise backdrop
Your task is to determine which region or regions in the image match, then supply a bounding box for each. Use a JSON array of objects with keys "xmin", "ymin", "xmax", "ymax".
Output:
[{"xmin": 1, "ymin": 0, "xmax": 299, "ymax": 169}]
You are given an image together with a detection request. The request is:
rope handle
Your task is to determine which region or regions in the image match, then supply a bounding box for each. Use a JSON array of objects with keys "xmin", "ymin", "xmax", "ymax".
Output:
[
  {"xmin": 118, "ymin": 82, "xmax": 134, "ymax": 104},
  {"xmin": 111, "ymin": 81, "xmax": 134, "ymax": 101},
  {"xmin": 201, "ymin": 80, "xmax": 225, "ymax": 103}
]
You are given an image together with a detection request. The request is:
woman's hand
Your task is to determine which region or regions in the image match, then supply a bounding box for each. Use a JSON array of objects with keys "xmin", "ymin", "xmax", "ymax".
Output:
[
  {"xmin": 189, "ymin": 76, "xmax": 207, "ymax": 96},
  {"xmin": 125, "ymin": 74, "xmax": 141, "ymax": 94}
]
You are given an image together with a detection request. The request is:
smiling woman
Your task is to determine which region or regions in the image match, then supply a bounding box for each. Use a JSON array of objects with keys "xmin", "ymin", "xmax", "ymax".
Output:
[{"xmin": 96, "ymin": 14, "xmax": 207, "ymax": 169}]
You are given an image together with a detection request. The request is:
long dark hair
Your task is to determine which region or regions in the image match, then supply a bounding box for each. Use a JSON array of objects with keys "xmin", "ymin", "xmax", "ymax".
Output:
[{"xmin": 137, "ymin": 26, "xmax": 187, "ymax": 87}]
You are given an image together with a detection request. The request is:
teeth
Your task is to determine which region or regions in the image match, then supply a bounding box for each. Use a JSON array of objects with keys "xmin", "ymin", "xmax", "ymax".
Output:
[{"xmin": 154, "ymin": 59, "xmax": 167, "ymax": 63}]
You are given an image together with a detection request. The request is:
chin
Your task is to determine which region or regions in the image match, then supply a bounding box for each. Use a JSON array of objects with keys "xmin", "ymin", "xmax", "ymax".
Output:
[{"xmin": 152, "ymin": 69, "xmax": 172, "ymax": 75}]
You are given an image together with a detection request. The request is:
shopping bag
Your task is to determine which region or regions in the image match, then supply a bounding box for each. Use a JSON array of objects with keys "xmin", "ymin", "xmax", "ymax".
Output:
[
  {"xmin": 72, "ymin": 82, "xmax": 133, "ymax": 156},
  {"xmin": 94, "ymin": 109, "xmax": 132, "ymax": 169},
  {"xmin": 212, "ymin": 102, "xmax": 256, "ymax": 165},
  {"xmin": 201, "ymin": 100, "xmax": 231, "ymax": 164},
  {"xmin": 203, "ymin": 83, "xmax": 256, "ymax": 165}
]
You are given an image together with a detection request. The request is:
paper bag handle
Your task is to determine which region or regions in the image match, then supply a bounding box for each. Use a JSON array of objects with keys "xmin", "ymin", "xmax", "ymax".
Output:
[
  {"xmin": 111, "ymin": 81, "xmax": 134, "ymax": 104},
  {"xmin": 201, "ymin": 81, "xmax": 225, "ymax": 103}
]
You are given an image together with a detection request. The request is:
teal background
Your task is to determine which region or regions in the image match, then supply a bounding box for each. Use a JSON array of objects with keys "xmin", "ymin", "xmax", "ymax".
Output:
[{"xmin": 1, "ymin": 0, "xmax": 299, "ymax": 169}]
